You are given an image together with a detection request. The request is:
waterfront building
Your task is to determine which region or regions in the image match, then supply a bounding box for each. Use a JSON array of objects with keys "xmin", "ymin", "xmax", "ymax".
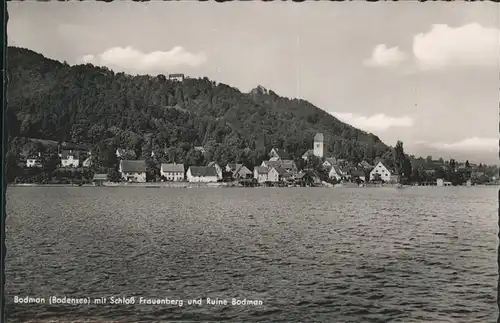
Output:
[
  {"xmin": 60, "ymin": 150, "xmax": 80, "ymax": 168},
  {"xmin": 160, "ymin": 163, "xmax": 185, "ymax": 181},
  {"xmin": 186, "ymin": 166, "xmax": 218, "ymax": 183},
  {"xmin": 234, "ymin": 165, "xmax": 253, "ymax": 179},
  {"xmin": 207, "ymin": 162, "xmax": 223, "ymax": 180},
  {"xmin": 119, "ymin": 160, "xmax": 147, "ymax": 182},
  {"xmin": 369, "ymin": 161, "xmax": 398, "ymax": 183},
  {"xmin": 254, "ymin": 166, "xmax": 269, "ymax": 183}
]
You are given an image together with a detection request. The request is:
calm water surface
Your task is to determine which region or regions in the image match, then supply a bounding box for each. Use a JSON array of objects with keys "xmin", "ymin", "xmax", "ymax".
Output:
[{"xmin": 5, "ymin": 187, "xmax": 498, "ymax": 322}]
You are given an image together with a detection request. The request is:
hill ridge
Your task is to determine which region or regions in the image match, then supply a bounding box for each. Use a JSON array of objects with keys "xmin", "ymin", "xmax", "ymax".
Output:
[{"xmin": 6, "ymin": 46, "xmax": 391, "ymax": 167}]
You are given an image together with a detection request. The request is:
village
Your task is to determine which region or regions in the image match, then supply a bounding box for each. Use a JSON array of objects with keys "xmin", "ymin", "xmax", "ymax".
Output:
[{"xmin": 13, "ymin": 132, "xmax": 496, "ymax": 188}]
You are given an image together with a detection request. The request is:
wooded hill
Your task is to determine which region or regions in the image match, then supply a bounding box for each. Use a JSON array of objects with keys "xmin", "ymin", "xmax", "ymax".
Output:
[{"xmin": 7, "ymin": 46, "xmax": 392, "ymax": 168}]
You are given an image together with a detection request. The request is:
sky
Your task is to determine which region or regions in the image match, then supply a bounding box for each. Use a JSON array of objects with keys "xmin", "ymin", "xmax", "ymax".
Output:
[{"xmin": 7, "ymin": 2, "xmax": 500, "ymax": 164}]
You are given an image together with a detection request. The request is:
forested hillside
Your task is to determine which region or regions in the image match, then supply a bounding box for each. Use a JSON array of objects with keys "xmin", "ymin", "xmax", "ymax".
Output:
[{"xmin": 7, "ymin": 46, "xmax": 391, "ymax": 167}]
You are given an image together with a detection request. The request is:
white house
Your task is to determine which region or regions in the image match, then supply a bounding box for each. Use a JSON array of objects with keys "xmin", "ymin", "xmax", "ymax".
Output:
[
  {"xmin": 322, "ymin": 157, "xmax": 337, "ymax": 169},
  {"xmin": 60, "ymin": 150, "xmax": 80, "ymax": 168},
  {"xmin": 267, "ymin": 167, "xmax": 280, "ymax": 183},
  {"xmin": 234, "ymin": 165, "xmax": 253, "ymax": 179},
  {"xmin": 329, "ymin": 166, "xmax": 345, "ymax": 181},
  {"xmin": 261, "ymin": 160, "xmax": 298, "ymax": 175},
  {"xmin": 119, "ymin": 160, "xmax": 147, "ymax": 182},
  {"xmin": 160, "ymin": 163, "xmax": 185, "ymax": 181},
  {"xmin": 186, "ymin": 166, "xmax": 218, "ymax": 182},
  {"xmin": 369, "ymin": 161, "xmax": 398, "ymax": 183},
  {"xmin": 207, "ymin": 162, "xmax": 223, "ymax": 180},
  {"xmin": 313, "ymin": 133, "xmax": 324, "ymax": 158},
  {"xmin": 268, "ymin": 148, "xmax": 291, "ymax": 161},
  {"xmin": 26, "ymin": 153, "xmax": 42, "ymax": 168},
  {"xmin": 254, "ymin": 166, "xmax": 269, "ymax": 183},
  {"xmin": 169, "ymin": 73, "xmax": 185, "ymax": 82}
]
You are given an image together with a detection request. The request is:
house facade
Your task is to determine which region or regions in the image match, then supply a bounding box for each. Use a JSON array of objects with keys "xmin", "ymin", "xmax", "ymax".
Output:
[
  {"xmin": 269, "ymin": 148, "xmax": 291, "ymax": 161},
  {"xmin": 169, "ymin": 73, "xmax": 185, "ymax": 82},
  {"xmin": 186, "ymin": 166, "xmax": 218, "ymax": 182},
  {"xmin": 322, "ymin": 157, "xmax": 337, "ymax": 169},
  {"xmin": 274, "ymin": 167, "xmax": 291, "ymax": 182},
  {"xmin": 369, "ymin": 161, "xmax": 398, "ymax": 183},
  {"xmin": 254, "ymin": 166, "xmax": 269, "ymax": 183},
  {"xmin": 119, "ymin": 160, "xmax": 147, "ymax": 182},
  {"xmin": 329, "ymin": 166, "xmax": 345, "ymax": 181},
  {"xmin": 267, "ymin": 167, "xmax": 280, "ymax": 182},
  {"xmin": 207, "ymin": 162, "xmax": 223, "ymax": 180},
  {"xmin": 234, "ymin": 165, "xmax": 253, "ymax": 179},
  {"xmin": 160, "ymin": 163, "xmax": 185, "ymax": 181},
  {"xmin": 60, "ymin": 150, "xmax": 80, "ymax": 168},
  {"xmin": 26, "ymin": 153, "xmax": 43, "ymax": 168},
  {"xmin": 261, "ymin": 160, "xmax": 298, "ymax": 175}
]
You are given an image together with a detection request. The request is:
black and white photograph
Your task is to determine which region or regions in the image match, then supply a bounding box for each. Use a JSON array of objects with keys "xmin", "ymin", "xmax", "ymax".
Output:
[{"xmin": 4, "ymin": 1, "xmax": 499, "ymax": 322}]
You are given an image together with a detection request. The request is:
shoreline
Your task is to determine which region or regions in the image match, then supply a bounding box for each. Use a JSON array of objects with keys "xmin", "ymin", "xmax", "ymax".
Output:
[{"xmin": 8, "ymin": 182, "xmax": 498, "ymax": 188}]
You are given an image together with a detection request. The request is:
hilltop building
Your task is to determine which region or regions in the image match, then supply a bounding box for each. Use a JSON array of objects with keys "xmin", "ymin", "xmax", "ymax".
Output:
[{"xmin": 169, "ymin": 73, "xmax": 185, "ymax": 82}]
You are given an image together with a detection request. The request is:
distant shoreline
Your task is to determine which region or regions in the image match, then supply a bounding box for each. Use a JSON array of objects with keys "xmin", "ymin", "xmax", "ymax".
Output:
[{"xmin": 8, "ymin": 182, "xmax": 498, "ymax": 188}]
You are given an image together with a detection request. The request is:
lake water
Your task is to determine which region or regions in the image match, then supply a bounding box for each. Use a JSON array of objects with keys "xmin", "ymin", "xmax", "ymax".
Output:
[{"xmin": 5, "ymin": 187, "xmax": 498, "ymax": 322}]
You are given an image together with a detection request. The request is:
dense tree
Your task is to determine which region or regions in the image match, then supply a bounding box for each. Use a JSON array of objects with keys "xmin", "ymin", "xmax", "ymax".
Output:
[
  {"xmin": 6, "ymin": 47, "xmax": 498, "ymax": 185},
  {"xmin": 6, "ymin": 46, "xmax": 389, "ymax": 174}
]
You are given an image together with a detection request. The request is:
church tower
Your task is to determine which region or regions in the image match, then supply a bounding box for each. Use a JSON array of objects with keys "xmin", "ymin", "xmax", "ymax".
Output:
[{"xmin": 313, "ymin": 133, "xmax": 324, "ymax": 158}]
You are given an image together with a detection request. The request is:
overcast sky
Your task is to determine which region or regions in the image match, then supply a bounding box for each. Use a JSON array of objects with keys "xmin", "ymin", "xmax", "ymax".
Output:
[{"xmin": 7, "ymin": 2, "xmax": 500, "ymax": 164}]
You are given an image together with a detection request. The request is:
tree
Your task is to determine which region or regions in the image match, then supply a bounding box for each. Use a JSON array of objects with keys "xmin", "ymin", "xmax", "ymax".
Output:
[
  {"xmin": 401, "ymin": 155, "xmax": 412, "ymax": 183},
  {"xmin": 449, "ymin": 159, "xmax": 456, "ymax": 172},
  {"xmin": 6, "ymin": 46, "xmax": 399, "ymax": 183},
  {"xmin": 393, "ymin": 141, "xmax": 405, "ymax": 176}
]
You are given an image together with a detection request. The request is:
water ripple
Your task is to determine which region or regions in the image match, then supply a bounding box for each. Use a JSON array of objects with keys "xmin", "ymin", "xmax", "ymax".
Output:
[{"xmin": 4, "ymin": 186, "xmax": 498, "ymax": 322}]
